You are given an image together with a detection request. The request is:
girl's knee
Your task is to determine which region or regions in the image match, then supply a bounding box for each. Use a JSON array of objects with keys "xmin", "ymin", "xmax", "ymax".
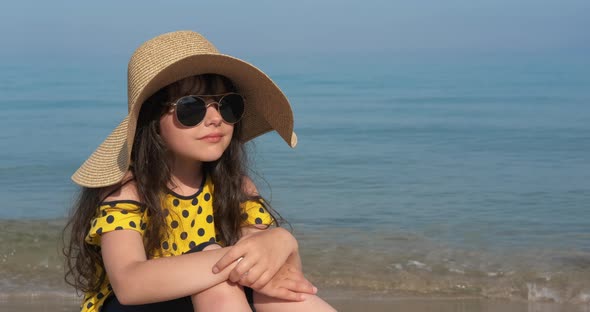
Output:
[
  {"xmin": 191, "ymin": 244, "xmax": 249, "ymax": 311},
  {"xmin": 253, "ymin": 292, "xmax": 337, "ymax": 312},
  {"xmin": 192, "ymin": 282, "xmax": 249, "ymax": 311},
  {"xmin": 194, "ymin": 281, "xmax": 244, "ymax": 301}
]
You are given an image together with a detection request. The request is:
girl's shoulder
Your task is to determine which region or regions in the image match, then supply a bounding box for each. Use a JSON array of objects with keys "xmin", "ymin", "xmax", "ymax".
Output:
[
  {"xmin": 242, "ymin": 175, "xmax": 259, "ymax": 197},
  {"xmin": 99, "ymin": 171, "xmax": 142, "ymax": 204}
]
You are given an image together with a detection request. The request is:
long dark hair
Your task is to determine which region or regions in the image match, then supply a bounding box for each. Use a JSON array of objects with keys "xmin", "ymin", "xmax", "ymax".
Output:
[{"xmin": 63, "ymin": 74, "xmax": 281, "ymax": 293}]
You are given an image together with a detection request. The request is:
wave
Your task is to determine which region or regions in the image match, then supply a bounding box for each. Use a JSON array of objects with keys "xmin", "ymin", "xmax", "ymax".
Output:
[{"xmin": 1, "ymin": 220, "xmax": 590, "ymax": 305}]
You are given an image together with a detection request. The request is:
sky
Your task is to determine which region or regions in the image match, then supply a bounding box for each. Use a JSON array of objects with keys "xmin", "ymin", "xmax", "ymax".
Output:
[{"xmin": 0, "ymin": 0, "xmax": 588, "ymax": 60}]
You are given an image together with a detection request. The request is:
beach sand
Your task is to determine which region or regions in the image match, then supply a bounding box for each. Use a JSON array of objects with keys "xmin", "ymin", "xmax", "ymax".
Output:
[
  {"xmin": 2, "ymin": 291, "xmax": 589, "ymax": 312},
  {"xmin": 1, "ymin": 298, "xmax": 588, "ymax": 312}
]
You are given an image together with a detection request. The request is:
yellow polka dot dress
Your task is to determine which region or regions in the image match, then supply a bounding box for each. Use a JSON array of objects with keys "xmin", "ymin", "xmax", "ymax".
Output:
[{"xmin": 80, "ymin": 175, "xmax": 274, "ymax": 312}]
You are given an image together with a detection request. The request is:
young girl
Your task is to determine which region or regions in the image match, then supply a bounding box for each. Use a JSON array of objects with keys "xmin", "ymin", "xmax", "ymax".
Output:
[{"xmin": 63, "ymin": 31, "xmax": 336, "ymax": 312}]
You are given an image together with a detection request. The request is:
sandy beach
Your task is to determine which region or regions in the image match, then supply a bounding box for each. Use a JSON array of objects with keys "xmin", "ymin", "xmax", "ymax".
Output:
[
  {"xmin": 2, "ymin": 298, "xmax": 588, "ymax": 312},
  {"xmin": 2, "ymin": 290, "xmax": 589, "ymax": 312}
]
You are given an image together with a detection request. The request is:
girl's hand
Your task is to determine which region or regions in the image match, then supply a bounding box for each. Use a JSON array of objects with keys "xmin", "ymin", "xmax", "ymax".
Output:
[
  {"xmin": 212, "ymin": 227, "xmax": 296, "ymax": 288},
  {"xmin": 253, "ymin": 262, "xmax": 318, "ymax": 301}
]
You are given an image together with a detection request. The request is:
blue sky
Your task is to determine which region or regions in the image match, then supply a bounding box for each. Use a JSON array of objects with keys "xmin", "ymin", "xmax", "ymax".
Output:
[{"xmin": 1, "ymin": 0, "xmax": 588, "ymax": 59}]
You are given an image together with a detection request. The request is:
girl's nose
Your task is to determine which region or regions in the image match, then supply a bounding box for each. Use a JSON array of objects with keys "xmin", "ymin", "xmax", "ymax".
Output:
[{"xmin": 202, "ymin": 101, "xmax": 223, "ymax": 127}]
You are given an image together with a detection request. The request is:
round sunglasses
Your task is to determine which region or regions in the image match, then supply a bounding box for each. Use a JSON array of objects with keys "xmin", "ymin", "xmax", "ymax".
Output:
[{"xmin": 166, "ymin": 93, "xmax": 245, "ymax": 127}]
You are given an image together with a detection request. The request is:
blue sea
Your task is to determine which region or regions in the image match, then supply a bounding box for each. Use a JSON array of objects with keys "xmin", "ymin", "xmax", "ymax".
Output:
[{"xmin": 0, "ymin": 52, "xmax": 589, "ymax": 304}]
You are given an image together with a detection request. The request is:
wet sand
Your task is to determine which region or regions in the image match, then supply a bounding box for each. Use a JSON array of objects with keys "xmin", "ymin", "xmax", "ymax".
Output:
[
  {"xmin": 2, "ymin": 293, "xmax": 589, "ymax": 312},
  {"xmin": 330, "ymin": 297, "xmax": 590, "ymax": 312}
]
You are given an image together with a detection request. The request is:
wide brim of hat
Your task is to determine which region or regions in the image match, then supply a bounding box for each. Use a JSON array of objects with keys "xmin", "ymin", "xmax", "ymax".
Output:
[{"xmin": 72, "ymin": 53, "xmax": 297, "ymax": 188}]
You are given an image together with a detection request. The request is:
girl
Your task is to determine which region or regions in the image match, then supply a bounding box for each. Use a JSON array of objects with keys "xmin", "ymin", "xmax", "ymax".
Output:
[{"xmin": 63, "ymin": 31, "xmax": 336, "ymax": 312}]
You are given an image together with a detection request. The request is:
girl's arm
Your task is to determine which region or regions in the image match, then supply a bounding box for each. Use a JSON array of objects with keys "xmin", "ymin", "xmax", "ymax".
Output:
[
  {"xmin": 100, "ymin": 229, "xmax": 238, "ymax": 305},
  {"xmin": 240, "ymin": 225, "xmax": 303, "ymax": 271},
  {"xmin": 98, "ymin": 175, "xmax": 311, "ymax": 305},
  {"xmin": 213, "ymin": 176, "xmax": 301, "ymax": 285},
  {"xmin": 97, "ymin": 177, "xmax": 240, "ymax": 305},
  {"xmin": 213, "ymin": 227, "xmax": 298, "ymax": 284},
  {"xmin": 212, "ymin": 177, "xmax": 311, "ymax": 288}
]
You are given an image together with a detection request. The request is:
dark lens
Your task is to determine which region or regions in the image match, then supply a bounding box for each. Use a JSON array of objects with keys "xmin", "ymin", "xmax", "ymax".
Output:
[
  {"xmin": 219, "ymin": 94, "xmax": 245, "ymax": 124},
  {"xmin": 175, "ymin": 96, "xmax": 206, "ymax": 127}
]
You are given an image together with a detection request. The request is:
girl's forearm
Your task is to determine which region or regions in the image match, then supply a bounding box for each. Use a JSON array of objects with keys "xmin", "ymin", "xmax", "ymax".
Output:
[{"xmin": 111, "ymin": 247, "xmax": 236, "ymax": 305}]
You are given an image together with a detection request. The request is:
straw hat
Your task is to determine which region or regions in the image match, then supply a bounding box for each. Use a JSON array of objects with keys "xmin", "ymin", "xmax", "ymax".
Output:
[{"xmin": 71, "ymin": 30, "xmax": 297, "ymax": 188}]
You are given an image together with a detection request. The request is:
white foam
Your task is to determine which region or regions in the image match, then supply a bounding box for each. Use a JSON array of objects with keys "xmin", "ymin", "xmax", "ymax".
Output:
[
  {"xmin": 573, "ymin": 291, "xmax": 590, "ymax": 304},
  {"xmin": 406, "ymin": 260, "xmax": 433, "ymax": 272},
  {"xmin": 527, "ymin": 283, "xmax": 562, "ymax": 303},
  {"xmin": 449, "ymin": 268, "xmax": 465, "ymax": 274}
]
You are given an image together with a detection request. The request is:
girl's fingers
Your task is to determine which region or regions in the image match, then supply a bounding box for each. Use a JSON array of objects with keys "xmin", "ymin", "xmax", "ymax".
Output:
[
  {"xmin": 300, "ymin": 277, "xmax": 317, "ymax": 294},
  {"xmin": 212, "ymin": 247, "xmax": 245, "ymax": 273},
  {"xmin": 271, "ymin": 288, "xmax": 307, "ymax": 302},
  {"xmin": 280, "ymin": 279, "xmax": 317, "ymax": 295},
  {"xmin": 229, "ymin": 257, "xmax": 255, "ymax": 282},
  {"xmin": 250, "ymin": 270, "xmax": 273, "ymax": 290},
  {"xmin": 238, "ymin": 264, "xmax": 264, "ymax": 286}
]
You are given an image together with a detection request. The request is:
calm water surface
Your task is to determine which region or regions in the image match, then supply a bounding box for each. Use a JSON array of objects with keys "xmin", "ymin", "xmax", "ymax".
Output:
[{"xmin": 1, "ymin": 52, "xmax": 589, "ymax": 304}]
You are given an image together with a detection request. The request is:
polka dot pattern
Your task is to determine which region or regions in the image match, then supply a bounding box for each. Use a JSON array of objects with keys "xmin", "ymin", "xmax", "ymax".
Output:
[
  {"xmin": 81, "ymin": 176, "xmax": 273, "ymax": 312},
  {"xmin": 241, "ymin": 200, "xmax": 274, "ymax": 227},
  {"xmin": 85, "ymin": 201, "xmax": 147, "ymax": 247}
]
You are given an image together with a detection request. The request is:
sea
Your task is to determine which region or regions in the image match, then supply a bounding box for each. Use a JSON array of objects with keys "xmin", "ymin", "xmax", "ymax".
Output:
[{"xmin": 0, "ymin": 51, "xmax": 589, "ymax": 306}]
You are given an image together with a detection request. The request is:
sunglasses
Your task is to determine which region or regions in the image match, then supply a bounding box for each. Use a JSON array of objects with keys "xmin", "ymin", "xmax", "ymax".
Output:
[{"xmin": 166, "ymin": 93, "xmax": 245, "ymax": 127}]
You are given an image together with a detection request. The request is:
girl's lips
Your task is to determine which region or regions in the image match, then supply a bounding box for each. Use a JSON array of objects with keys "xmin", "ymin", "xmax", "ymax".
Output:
[{"xmin": 200, "ymin": 135, "xmax": 223, "ymax": 143}]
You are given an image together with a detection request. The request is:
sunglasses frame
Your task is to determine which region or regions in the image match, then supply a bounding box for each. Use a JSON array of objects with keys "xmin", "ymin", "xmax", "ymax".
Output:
[{"xmin": 166, "ymin": 92, "xmax": 245, "ymax": 127}]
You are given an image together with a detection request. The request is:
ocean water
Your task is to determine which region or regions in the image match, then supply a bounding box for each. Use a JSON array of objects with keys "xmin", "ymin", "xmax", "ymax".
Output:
[{"xmin": 1, "ymin": 52, "xmax": 589, "ymax": 304}]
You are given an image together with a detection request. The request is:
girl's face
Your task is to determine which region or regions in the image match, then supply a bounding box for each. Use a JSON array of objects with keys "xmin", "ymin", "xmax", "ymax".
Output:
[{"xmin": 159, "ymin": 95, "xmax": 234, "ymax": 164}]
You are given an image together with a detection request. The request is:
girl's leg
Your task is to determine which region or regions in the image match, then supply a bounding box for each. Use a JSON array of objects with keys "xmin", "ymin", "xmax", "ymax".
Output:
[
  {"xmin": 253, "ymin": 291, "xmax": 336, "ymax": 312},
  {"xmin": 190, "ymin": 243, "xmax": 252, "ymax": 312},
  {"xmin": 101, "ymin": 294, "xmax": 194, "ymax": 312}
]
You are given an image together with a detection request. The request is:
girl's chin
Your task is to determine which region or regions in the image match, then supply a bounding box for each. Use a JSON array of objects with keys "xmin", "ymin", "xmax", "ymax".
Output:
[
  {"xmin": 193, "ymin": 148, "xmax": 227, "ymax": 162},
  {"xmin": 174, "ymin": 143, "xmax": 230, "ymax": 163},
  {"xmin": 198, "ymin": 154, "xmax": 224, "ymax": 162}
]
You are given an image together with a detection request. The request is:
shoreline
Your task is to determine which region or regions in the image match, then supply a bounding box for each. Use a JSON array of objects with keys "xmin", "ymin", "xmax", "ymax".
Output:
[{"xmin": 1, "ymin": 290, "xmax": 589, "ymax": 312}]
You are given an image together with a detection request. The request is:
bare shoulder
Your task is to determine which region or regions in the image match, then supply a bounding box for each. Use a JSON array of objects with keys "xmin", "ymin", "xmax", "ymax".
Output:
[
  {"xmin": 100, "ymin": 171, "xmax": 142, "ymax": 203},
  {"xmin": 242, "ymin": 176, "xmax": 259, "ymax": 197}
]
